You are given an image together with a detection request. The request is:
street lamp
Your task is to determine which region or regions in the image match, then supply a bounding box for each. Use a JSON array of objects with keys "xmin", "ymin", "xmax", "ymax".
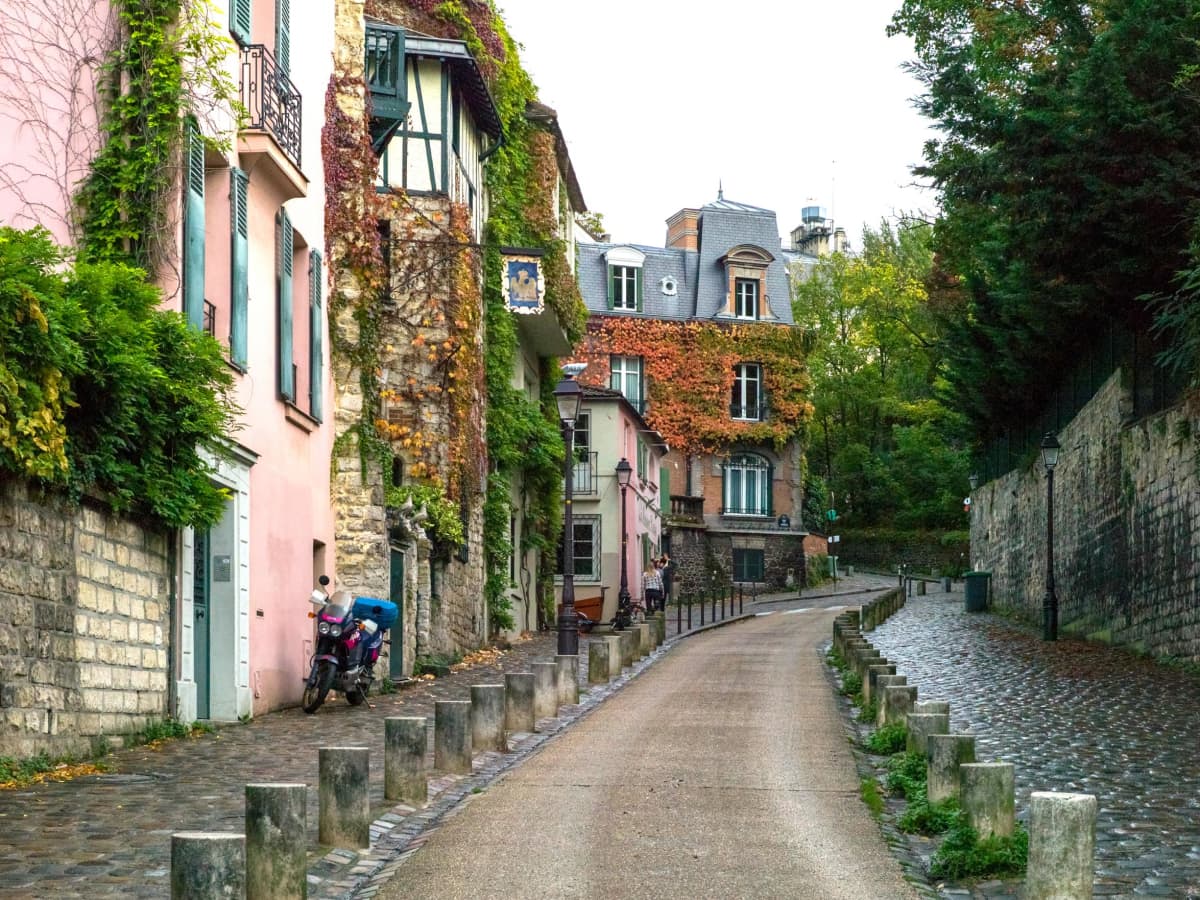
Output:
[
  {"xmin": 554, "ymin": 374, "xmax": 584, "ymax": 656},
  {"xmin": 1040, "ymin": 432, "xmax": 1061, "ymax": 642},
  {"xmin": 615, "ymin": 457, "xmax": 633, "ymax": 627},
  {"xmin": 969, "ymin": 472, "xmax": 980, "ymax": 491}
]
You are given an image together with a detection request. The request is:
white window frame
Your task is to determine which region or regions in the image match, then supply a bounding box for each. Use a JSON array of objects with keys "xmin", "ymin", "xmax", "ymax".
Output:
[
  {"xmin": 732, "ymin": 363, "xmax": 763, "ymax": 421},
  {"xmin": 610, "ymin": 355, "xmax": 643, "ymax": 411},
  {"xmin": 611, "ymin": 265, "xmax": 638, "ymax": 310},
  {"xmin": 735, "ymin": 278, "xmax": 759, "ymax": 320},
  {"xmin": 723, "ymin": 453, "xmax": 771, "ymax": 516},
  {"xmin": 559, "ymin": 515, "xmax": 600, "ymax": 582}
]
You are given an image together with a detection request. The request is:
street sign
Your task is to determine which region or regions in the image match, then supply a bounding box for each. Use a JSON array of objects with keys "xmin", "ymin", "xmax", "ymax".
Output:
[
  {"xmin": 830, "ymin": 535, "xmax": 840, "ymax": 543},
  {"xmin": 825, "ymin": 509, "xmax": 837, "ymax": 522}
]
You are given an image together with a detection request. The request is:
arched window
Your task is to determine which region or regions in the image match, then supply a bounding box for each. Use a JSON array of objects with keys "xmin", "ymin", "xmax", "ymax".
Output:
[{"xmin": 723, "ymin": 453, "xmax": 773, "ymax": 516}]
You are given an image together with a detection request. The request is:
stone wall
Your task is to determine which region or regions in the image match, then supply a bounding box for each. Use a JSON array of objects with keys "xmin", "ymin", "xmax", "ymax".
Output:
[
  {"xmin": 0, "ymin": 478, "xmax": 170, "ymax": 758},
  {"xmin": 972, "ymin": 370, "xmax": 1200, "ymax": 662},
  {"xmin": 839, "ymin": 530, "xmax": 970, "ymax": 575},
  {"xmin": 665, "ymin": 522, "xmax": 807, "ymax": 593}
]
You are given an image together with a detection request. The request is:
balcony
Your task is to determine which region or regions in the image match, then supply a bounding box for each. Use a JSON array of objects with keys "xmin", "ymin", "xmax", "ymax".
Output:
[
  {"xmin": 569, "ymin": 452, "xmax": 598, "ymax": 497},
  {"xmin": 202, "ymin": 300, "xmax": 216, "ymax": 337},
  {"xmin": 720, "ymin": 504, "xmax": 775, "ymax": 518},
  {"xmin": 669, "ymin": 495, "xmax": 704, "ymax": 523},
  {"xmin": 238, "ymin": 45, "xmax": 306, "ymax": 199},
  {"xmin": 365, "ymin": 24, "xmax": 408, "ymax": 123}
]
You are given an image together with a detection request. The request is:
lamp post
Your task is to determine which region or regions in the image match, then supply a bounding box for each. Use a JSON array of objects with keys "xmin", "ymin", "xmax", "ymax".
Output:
[
  {"xmin": 615, "ymin": 457, "xmax": 633, "ymax": 627},
  {"xmin": 554, "ymin": 374, "xmax": 584, "ymax": 656},
  {"xmin": 969, "ymin": 472, "xmax": 980, "ymax": 492},
  {"xmin": 1040, "ymin": 433, "xmax": 1061, "ymax": 642}
]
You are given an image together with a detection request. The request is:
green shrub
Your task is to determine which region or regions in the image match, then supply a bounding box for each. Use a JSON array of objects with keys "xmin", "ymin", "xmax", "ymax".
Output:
[
  {"xmin": 864, "ymin": 722, "xmax": 908, "ymax": 755},
  {"xmin": 898, "ymin": 794, "xmax": 960, "ymax": 835},
  {"xmin": 841, "ymin": 670, "xmax": 862, "ymax": 697},
  {"xmin": 0, "ymin": 753, "xmax": 55, "ymax": 785},
  {"xmin": 858, "ymin": 699, "xmax": 878, "ymax": 723},
  {"xmin": 386, "ymin": 481, "xmax": 465, "ymax": 546},
  {"xmin": 860, "ymin": 777, "xmax": 885, "ymax": 817},
  {"xmin": 885, "ymin": 750, "xmax": 926, "ymax": 798},
  {"xmin": 826, "ymin": 647, "xmax": 848, "ymax": 671},
  {"xmin": 929, "ymin": 820, "xmax": 1029, "ymax": 880}
]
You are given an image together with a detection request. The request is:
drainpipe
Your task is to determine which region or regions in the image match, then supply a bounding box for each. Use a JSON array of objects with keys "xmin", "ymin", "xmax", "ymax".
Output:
[{"xmin": 480, "ymin": 130, "xmax": 505, "ymax": 163}]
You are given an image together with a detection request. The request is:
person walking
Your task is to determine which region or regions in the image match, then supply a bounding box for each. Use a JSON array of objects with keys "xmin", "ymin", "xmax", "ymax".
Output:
[
  {"xmin": 643, "ymin": 563, "xmax": 664, "ymax": 613},
  {"xmin": 657, "ymin": 554, "xmax": 673, "ymax": 610}
]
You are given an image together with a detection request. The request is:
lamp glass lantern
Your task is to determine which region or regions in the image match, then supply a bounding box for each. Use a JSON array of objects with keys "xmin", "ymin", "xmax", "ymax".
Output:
[
  {"xmin": 969, "ymin": 472, "xmax": 980, "ymax": 491},
  {"xmin": 554, "ymin": 376, "xmax": 583, "ymax": 426},
  {"xmin": 1040, "ymin": 433, "xmax": 1061, "ymax": 471},
  {"xmin": 615, "ymin": 456, "xmax": 633, "ymax": 488}
]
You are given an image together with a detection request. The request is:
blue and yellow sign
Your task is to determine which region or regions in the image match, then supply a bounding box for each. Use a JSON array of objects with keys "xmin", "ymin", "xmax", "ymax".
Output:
[{"xmin": 501, "ymin": 251, "xmax": 545, "ymax": 313}]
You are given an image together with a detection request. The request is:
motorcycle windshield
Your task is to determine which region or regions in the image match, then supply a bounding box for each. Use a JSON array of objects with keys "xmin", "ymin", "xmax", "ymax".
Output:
[{"xmin": 320, "ymin": 604, "xmax": 351, "ymax": 622}]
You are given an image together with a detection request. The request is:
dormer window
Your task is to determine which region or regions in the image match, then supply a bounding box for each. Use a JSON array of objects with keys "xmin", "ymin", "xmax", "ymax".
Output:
[
  {"xmin": 735, "ymin": 279, "xmax": 759, "ymax": 320},
  {"xmin": 718, "ymin": 244, "xmax": 774, "ymax": 320},
  {"xmin": 604, "ymin": 246, "xmax": 645, "ymax": 313}
]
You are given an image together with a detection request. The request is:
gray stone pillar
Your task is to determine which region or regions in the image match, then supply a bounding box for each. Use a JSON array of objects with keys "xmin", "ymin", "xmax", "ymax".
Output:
[
  {"xmin": 917, "ymin": 579, "xmax": 926, "ymax": 595},
  {"xmin": 653, "ymin": 612, "xmax": 665, "ymax": 645},
  {"xmin": 435, "ymin": 700, "xmax": 472, "ymax": 774},
  {"xmin": 470, "ymin": 685, "xmax": 506, "ymax": 753},
  {"xmin": 588, "ymin": 641, "xmax": 610, "ymax": 684},
  {"xmin": 504, "ymin": 672, "xmax": 535, "ymax": 733},
  {"xmin": 864, "ymin": 664, "xmax": 896, "ymax": 704},
  {"xmin": 881, "ymin": 684, "xmax": 917, "ymax": 728},
  {"xmin": 905, "ymin": 712, "xmax": 949, "ymax": 756},
  {"xmin": 171, "ymin": 832, "xmax": 245, "ymax": 900},
  {"xmin": 555, "ymin": 654, "xmax": 579, "ymax": 706},
  {"xmin": 915, "ymin": 700, "xmax": 950, "ymax": 716},
  {"xmin": 384, "ymin": 717, "xmax": 427, "ymax": 804},
  {"xmin": 854, "ymin": 649, "xmax": 882, "ymax": 681},
  {"xmin": 960, "ymin": 762, "xmax": 1015, "ymax": 839},
  {"xmin": 926, "ymin": 734, "xmax": 976, "ymax": 804},
  {"xmin": 605, "ymin": 635, "xmax": 622, "ymax": 678},
  {"xmin": 637, "ymin": 623, "xmax": 653, "ymax": 657},
  {"xmin": 319, "ymin": 747, "xmax": 370, "ymax": 849},
  {"xmin": 619, "ymin": 629, "xmax": 635, "ymax": 668},
  {"xmin": 245, "ymin": 783, "xmax": 306, "ymax": 900},
  {"xmin": 874, "ymin": 675, "xmax": 908, "ymax": 728},
  {"xmin": 941, "ymin": 576, "xmax": 952, "ymax": 592},
  {"xmin": 1025, "ymin": 792, "xmax": 1098, "ymax": 900},
  {"xmin": 532, "ymin": 662, "xmax": 558, "ymax": 720}
]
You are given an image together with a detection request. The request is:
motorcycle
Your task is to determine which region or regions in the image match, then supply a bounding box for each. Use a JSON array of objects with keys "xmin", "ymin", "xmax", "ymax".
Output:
[
  {"xmin": 611, "ymin": 593, "xmax": 645, "ymax": 631},
  {"xmin": 303, "ymin": 576, "xmax": 399, "ymax": 714}
]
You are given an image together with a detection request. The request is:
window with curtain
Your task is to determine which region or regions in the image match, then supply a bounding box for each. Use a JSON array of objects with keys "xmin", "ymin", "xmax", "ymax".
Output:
[{"xmin": 723, "ymin": 453, "xmax": 772, "ymax": 516}]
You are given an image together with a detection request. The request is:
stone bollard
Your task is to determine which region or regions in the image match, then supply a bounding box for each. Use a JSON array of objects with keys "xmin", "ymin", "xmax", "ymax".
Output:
[
  {"xmin": 318, "ymin": 747, "xmax": 370, "ymax": 849},
  {"xmin": 532, "ymin": 662, "xmax": 559, "ymax": 720},
  {"xmin": 905, "ymin": 712, "xmax": 950, "ymax": 756},
  {"xmin": 605, "ymin": 635, "xmax": 622, "ymax": 678},
  {"xmin": 588, "ymin": 641, "xmax": 610, "ymax": 684},
  {"xmin": 927, "ymin": 734, "xmax": 976, "ymax": 804},
  {"xmin": 960, "ymin": 762, "xmax": 1015, "ymax": 839},
  {"xmin": 853, "ymin": 649, "xmax": 882, "ymax": 681},
  {"xmin": 864, "ymin": 663, "xmax": 896, "ymax": 705},
  {"xmin": 435, "ymin": 700, "xmax": 472, "ymax": 774},
  {"xmin": 384, "ymin": 717, "xmax": 427, "ymax": 803},
  {"xmin": 915, "ymin": 700, "xmax": 950, "ymax": 716},
  {"xmin": 504, "ymin": 672, "xmax": 535, "ymax": 733},
  {"xmin": 637, "ymin": 623, "xmax": 653, "ymax": 657},
  {"xmin": 555, "ymin": 654, "xmax": 579, "ymax": 706},
  {"xmin": 1025, "ymin": 792, "xmax": 1098, "ymax": 900},
  {"xmin": 874, "ymin": 675, "xmax": 908, "ymax": 727},
  {"xmin": 619, "ymin": 629, "xmax": 635, "ymax": 668},
  {"xmin": 470, "ymin": 685, "xmax": 506, "ymax": 753},
  {"xmin": 917, "ymin": 579, "xmax": 926, "ymax": 595},
  {"xmin": 941, "ymin": 576, "xmax": 952, "ymax": 592},
  {"xmin": 245, "ymin": 783, "xmax": 306, "ymax": 900},
  {"xmin": 171, "ymin": 833, "xmax": 246, "ymax": 899},
  {"xmin": 881, "ymin": 684, "xmax": 918, "ymax": 728},
  {"xmin": 653, "ymin": 612, "xmax": 666, "ymax": 645}
]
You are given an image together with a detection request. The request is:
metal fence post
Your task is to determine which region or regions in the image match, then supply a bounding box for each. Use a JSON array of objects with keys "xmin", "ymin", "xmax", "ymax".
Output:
[
  {"xmin": 687, "ymin": 594, "xmax": 692, "ymax": 630},
  {"xmin": 700, "ymin": 590, "xmax": 706, "ymax": 626}
]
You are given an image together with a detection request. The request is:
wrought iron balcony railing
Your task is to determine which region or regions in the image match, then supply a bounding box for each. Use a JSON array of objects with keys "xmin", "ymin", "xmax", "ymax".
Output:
[
  {"xmin": 239, "ymin": 44, "xmax": 303, "ymax": 170},
  {"xmin": 720, "ymin": 504, "xmax": 775, "ymax": 518},
  {"xmin": 569, "ymin": 452, "xmax": 598, "ymax": 497},
  {"xmin": 730, "ymin": 403, "xmax": 769, "ymax": 421},
  {"xmin": 202, "ymin": 300, "xmax": 216, "ymax": 337}
]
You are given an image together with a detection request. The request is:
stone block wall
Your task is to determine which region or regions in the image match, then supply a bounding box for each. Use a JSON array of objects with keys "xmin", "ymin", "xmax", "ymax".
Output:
[
  {"xmin": 838, "ymin": 530, "xmax": 970, "ymax": 575},
  {"xmin": 972, "ymin": 370, "xmax": 1200, "ymax": 662},
  {"xmin": 0, "ymin": 479, "xmax": 170, "ymax": 758},
  {"xmin": 665, "ymin": 522, "xmax": 807, "ymax": 593}
]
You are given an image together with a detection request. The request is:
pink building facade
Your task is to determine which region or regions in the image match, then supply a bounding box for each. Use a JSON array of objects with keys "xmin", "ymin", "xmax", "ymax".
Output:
[{"xmin": 0, "ymin": 0, "xmax": 336, "ymax": 721}]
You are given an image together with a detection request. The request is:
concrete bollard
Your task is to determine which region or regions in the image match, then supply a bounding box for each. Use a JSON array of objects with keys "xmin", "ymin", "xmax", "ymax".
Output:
[
  {"xmin": 853, "ymin": 649, "xmax": 882, "ymax": 681},
  {"xmin": 941, "ymin": 576, "xmax": 952, "ymax": 592},
  {"xmin": 619, "ymin": 629, "xmax": 635, "ymax": 668},
  {"xmin": 927, "ymin": 734, "xmax": 976, "ymax": 804},
  {"xmin": 555, "ymin": 654, "xmax": 579, "ymax": 706},
  {"xmin": 171, "ymin": 832, "xmax": 245, "ymax": 899},
  {"xmin": 532, "ymin": 662, "xmax": 559, "ymax": 720},
  {"xmin": 588, "ymin": 641, "xmax": 610, "ymax": 684},
  {"xmin": 435, "ymin": 700, "xmax": 472, "ymax": 774},
  {"xmin": 504, "ymin": 672, "xmax": 536, "ymax": 733},
  {"xmin": 384, "ymin": 717, "xmax": 427, "ymax": 803},
  {"xmin": 864, "ymin": 663, "xmax": 896, "ymax": 704},
  {"xmin": 605, "ymin": 635, "xmax": 622, "ymax": 678},
  {"xmin": 874, "ymin": 675, "xmax": 908, "ymax": 727},
  {"xmin": 1025, "ymin": 792, "xmax": 1098, "ymax": 900},
  {"xmin": 905, "ymin": 712, "xmax": 950, "ymax": 756},
  {"xmin": 653, "ymin": 612, "xmax": 665, "ymax": 645},
  {"xmin": 881, "ymin": 684, "xmax": 918, "ymax": 728},
  {"xmin": 915, "ymin": 700, "xmax": 950, "ymax": 716},
  {"xmin": 637, "ymin": 623, "xmax": 653, "ymax": 657},
  {"xmin": 960, "ymin": 762, "xmax": 1015, "ymax": 839},
  {"xmin": 245, "ymin": 783, "xmax": 306, "ymax": 900},
  {"xmin": 470, "ymin": 685, "xmax": 506, "ymax": 753},
  {"xmin": 917, "ymin": 579, "xmax": 926, "ymax": 595},
  {"xmin": 318, "ymin": 747, "xmax": 370, "ymax": 849}
]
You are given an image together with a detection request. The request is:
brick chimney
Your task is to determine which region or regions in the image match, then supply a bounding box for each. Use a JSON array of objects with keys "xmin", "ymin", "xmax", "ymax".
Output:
[{"xmin": 665, "ymin": 208, "xmax": 700, "ymax": 250}]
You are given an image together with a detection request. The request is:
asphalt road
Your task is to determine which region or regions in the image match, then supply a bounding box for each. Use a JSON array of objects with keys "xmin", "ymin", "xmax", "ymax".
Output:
[{"xmin": 377, "ymin": 600, "xmax": 918, "ymax": 900}]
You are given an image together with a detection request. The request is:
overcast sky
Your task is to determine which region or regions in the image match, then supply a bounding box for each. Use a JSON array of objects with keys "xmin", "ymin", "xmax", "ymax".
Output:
[{"xmin": 496, "ymin": 0, "xmax": 939, "ymax": 250}]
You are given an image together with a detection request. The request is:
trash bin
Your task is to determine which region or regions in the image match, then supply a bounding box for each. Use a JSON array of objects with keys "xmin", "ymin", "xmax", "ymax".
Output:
[{"xmin": 964, "ymin": 571, "xmax": 991, "ymax": 612}]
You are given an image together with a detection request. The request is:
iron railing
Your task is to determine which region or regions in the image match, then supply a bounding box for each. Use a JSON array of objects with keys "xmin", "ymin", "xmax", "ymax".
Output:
[
  {"xmin": 240, "ymin": 44, "xmax": 303, "ymax": 169},
  {"xmin": 571, "ymin": 452, "xmax": 598, "ymax": 497},
  {"xmin": 720, "ymin": 504, "xmax": 775, "ymax": 518},
  {"xmin": 202, "ymin": 300, "xmax": 216, "ymax": 337},
  {"xmin": 364, "ymin": 25, "xmax": 407, "ymax": 120},
  {"xmin": 729, "ymin": 403, "xmax": 768, "ymax": 420}
]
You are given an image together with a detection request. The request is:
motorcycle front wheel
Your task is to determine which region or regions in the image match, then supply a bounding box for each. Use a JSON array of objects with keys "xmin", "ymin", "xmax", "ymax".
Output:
[{"xmin": 302, "ymin": 661, "xmax": 336, "ymax": 714}]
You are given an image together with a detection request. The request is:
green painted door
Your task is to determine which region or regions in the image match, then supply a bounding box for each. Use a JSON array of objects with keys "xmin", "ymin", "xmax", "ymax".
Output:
[{"xmin": 389, "ymin": 549, "xmax": 405, "ymax": 679}]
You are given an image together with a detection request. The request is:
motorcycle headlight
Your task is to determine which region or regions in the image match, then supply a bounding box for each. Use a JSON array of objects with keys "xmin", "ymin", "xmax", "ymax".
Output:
[
  {"xmin": 317, "ymin": 621, "xmax": 330, "ymax": 635},
  {"xmin": 330, "ymin": 624, "xmax": 343, "ymax": 637}
]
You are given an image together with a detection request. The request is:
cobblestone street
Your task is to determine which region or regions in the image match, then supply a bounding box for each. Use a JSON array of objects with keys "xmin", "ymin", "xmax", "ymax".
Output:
[{"xmin": 869, "ymin": 587, "xmax": 1200, "ymax": 899}]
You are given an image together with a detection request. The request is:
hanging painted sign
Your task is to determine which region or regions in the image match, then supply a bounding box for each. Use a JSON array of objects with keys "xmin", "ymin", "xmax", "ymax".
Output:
[{"xmin": 500, "ymin": 249, "xmax": 545, "ymax": 314}]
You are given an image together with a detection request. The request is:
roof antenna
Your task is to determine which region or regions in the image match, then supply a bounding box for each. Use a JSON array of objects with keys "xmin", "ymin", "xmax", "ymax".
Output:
[{"xmin": 718, "ymin": 179, "xmax": 724, "ymax": 201}]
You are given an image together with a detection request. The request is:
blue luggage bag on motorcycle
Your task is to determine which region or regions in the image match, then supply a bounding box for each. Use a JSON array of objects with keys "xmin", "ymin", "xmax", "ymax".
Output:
[{"xmin": 352, "ymin": 597, "xmax": 398, "ymax": 631}]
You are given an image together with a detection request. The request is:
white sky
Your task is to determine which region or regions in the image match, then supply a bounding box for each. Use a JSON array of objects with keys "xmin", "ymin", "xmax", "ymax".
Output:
[{"xmin": 495, "ymin": 0, "xmax": 940, "ymax": 250}]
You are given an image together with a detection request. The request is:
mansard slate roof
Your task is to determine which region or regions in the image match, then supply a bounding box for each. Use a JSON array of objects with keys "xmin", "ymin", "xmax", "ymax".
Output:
[{"xmin": 577, "ymin": 197, "xmax": 794, "ymax": 326}]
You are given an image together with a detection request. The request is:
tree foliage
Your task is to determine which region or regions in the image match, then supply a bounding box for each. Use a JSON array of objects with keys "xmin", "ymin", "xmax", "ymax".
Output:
[{"xmin": 890, "ymin": 0, "xmax": 1200, "ymax": 436}]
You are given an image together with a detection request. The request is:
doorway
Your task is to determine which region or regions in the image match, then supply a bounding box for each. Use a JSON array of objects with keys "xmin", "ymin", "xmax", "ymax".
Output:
[
  {"xmin": 389, "ymin": 547, "xmax": 405, "ymax": 679},
  {"xmin": 191, "ymin": 494, "xmax": 238, "ymax": 719}
]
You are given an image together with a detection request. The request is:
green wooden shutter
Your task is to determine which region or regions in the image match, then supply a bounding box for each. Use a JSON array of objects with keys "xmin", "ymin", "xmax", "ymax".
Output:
[
  {"xmin": 277, "ymin": 210, "xmax": 295, "ymax": 401},
  {"xmin": 606, "ymin": 266, "xmax": 614, "ymax": 309},
  {"xmin": 635, "ymin": 267, "xmax": 643, "ymax": 312},
  {"xmin": 660, "ymin": 465, "xmax": 670, "ymax": 514},
  {"xmin": 230, "ymin": 0, "xmax": 251, "ymax": 45},
  {"xmin": 229, "ymin": 168, "xmax": 249, "ymax": 368},
  {"xmin": 309, "ymin": 249, "xmax": 323, "ymax": 421},
  {"xmin": 275, "ymin": 0, "xmax": 290, "ymax": 75},
  {"xmin": 183, "ymin": 122, "xmax": 205, "ymax": 330}
]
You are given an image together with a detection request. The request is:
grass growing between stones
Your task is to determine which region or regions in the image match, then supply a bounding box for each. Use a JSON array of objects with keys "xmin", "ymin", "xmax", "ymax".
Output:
[
  {"xmin": 885, "ymin": 751, "xmax": 926, "ymax": 798},
  {"xmin": 858, "ymin": 699, "xmax": 878, "ymax": 723},
  {"xmin": 860, "ymin": 777, "xmax": 885, "ymax": 817},
  {"xmin": 841, "ymin": 670, "xmax": 863, "ymax": 697},
  {"xmin": 863, "ymin": 722, "xmax": 908, "ymax": 755},
  {"xmin": 928, "ymin": 818, "xmax": 1029, "ymax": 880}
]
